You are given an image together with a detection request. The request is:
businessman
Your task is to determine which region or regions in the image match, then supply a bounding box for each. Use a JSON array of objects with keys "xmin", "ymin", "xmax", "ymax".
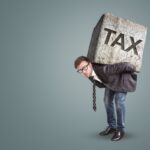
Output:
[{"xmin": 74, "ymin": 56, "xmax": 137, "ymax": 141}]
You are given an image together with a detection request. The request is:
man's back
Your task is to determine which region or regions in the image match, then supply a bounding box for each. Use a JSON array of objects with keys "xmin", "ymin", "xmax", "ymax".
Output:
[{"xmin": 91, "ymin": 62, "xmax": 137, "ymax": 92}]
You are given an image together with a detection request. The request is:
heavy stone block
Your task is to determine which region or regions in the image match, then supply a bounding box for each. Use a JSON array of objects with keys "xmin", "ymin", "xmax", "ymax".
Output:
[{"xmin": 87, "ymin": 13, "xmax": 147, "ymax": 71}]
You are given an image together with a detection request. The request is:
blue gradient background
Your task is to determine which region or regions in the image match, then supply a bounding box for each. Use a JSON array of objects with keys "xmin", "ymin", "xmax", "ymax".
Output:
[{"xmin": 0, "ymin": 0, "xmax": 150, "ymax": 150}]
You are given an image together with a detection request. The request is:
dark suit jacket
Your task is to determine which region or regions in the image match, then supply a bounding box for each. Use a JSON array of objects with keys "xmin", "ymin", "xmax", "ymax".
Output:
[{"xmin": 89, "ymin": 62, "xmax": 137, "ymax": 92}]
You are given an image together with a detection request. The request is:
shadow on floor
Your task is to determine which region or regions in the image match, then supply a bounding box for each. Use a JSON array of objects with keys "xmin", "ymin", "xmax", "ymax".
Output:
[{"xmin": 87, "ymin": 131, "xmax": 139, "ymax": 141}]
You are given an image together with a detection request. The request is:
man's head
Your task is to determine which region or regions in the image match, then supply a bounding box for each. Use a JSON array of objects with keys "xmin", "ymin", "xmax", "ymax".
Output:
[{"xmin": 74, "ymin": 56, "xmax": 93, "ymax": 78}]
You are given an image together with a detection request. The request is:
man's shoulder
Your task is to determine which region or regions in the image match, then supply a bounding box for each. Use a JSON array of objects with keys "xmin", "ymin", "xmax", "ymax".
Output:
[
  {"xmin": 92, "ymin": 62, "xmax": 106, "ymax": 67},
  {"xmin": 92, "ymin": 63, "xmax": 106, "ymax": 74},
  {"xmin": 92, "ymin": 62, "xmax": 131, "ymax": 67}
]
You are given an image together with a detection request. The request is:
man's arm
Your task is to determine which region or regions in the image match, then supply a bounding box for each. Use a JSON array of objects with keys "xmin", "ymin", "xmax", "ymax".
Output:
[{"xmin": 103, "ymin": 62, "xmax": 136, "ymax": 75}]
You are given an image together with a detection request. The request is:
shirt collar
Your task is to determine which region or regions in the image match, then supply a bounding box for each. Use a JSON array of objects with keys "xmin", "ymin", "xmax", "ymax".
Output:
[{"xmin": 92, "ymin": 70, "xmax": 96, "ymax": 77}]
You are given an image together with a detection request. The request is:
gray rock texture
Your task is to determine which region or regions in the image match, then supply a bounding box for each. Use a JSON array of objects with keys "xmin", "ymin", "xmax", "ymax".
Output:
[{"xmin": 87, "ymin": 13, "xmax": 147, "ymax": 71}]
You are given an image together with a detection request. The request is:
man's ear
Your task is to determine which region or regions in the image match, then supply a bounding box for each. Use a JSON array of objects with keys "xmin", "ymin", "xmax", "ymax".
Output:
[{"xmin": 89, "ymin": 62, "xmax": 93, "ymax": 68}]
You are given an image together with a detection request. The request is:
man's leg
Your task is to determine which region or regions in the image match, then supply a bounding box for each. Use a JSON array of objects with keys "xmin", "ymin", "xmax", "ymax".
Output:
[
  {"xmin": 104, "ymin": 88, "xmax": 116, "ymax": 128},
  {"xmin": 115, "ymin": 92, "xmax": 127, "ymax": 129},
  {"xmin": 99, "ymin": 88, "xmax": 116, "ymax": 136},
  {"xmin": 111, "ymin": 92, "xmax": 127, "ymax": 141}
]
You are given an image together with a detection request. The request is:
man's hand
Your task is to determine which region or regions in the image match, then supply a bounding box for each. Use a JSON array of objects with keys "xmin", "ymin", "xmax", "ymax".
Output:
[{"xmin": 132, "ymin": 65, "xmax": 140, "ymax": 73}]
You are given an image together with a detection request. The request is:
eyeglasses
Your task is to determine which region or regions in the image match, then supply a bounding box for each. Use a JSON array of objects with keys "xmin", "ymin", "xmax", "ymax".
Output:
[{"xmin": 77, "ymin": 63, "xmax": 89, "ymax": 73}]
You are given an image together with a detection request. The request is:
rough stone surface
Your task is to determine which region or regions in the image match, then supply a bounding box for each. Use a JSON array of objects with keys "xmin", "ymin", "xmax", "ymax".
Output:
[{"xmin": 87, "ymin": 13, "xmax": 147, "ymax": 71}]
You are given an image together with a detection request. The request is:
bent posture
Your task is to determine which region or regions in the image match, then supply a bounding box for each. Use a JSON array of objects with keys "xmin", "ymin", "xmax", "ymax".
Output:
[{"xmin": 74, "ymin": 56, "xmax": 137, "ymax": 141}]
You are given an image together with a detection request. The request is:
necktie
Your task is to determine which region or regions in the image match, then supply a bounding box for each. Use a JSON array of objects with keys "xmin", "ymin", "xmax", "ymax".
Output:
[{"xmin": 92, "ymin": 77, "xmax": 96, "ymax": 111}]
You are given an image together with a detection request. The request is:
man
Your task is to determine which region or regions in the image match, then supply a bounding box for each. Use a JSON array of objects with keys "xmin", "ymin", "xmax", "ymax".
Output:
[{"xmin": 74, "ymin": 56, "xmax": 137, "ymax": 141}]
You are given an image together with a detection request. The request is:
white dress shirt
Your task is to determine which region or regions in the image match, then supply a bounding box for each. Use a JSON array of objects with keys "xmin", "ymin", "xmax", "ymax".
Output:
[{"xmin": 92, "ymin": 70, "xmax": 102, "ymax": 83}]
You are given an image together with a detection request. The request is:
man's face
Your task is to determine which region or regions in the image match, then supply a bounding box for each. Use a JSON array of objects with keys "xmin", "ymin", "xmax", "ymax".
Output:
[{"xmin": 76, "ymin": 61, "xmax": 93, "ymax": 78}]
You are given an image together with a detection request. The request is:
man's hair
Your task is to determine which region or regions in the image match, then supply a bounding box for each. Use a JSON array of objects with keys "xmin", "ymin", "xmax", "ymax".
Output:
[{"xmin": 74, "ymin": 56, "xmax": 91, "ymax": 69}]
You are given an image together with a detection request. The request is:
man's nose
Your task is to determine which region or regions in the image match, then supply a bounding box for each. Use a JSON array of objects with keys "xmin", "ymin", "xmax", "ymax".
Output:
[
  {"xmin": 82, "ymin": 70, "xmax": 87, "ymax": 75},
  {"xmin": 82, "ymin": 70, "xmax": 88, "ymax": 77}
]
